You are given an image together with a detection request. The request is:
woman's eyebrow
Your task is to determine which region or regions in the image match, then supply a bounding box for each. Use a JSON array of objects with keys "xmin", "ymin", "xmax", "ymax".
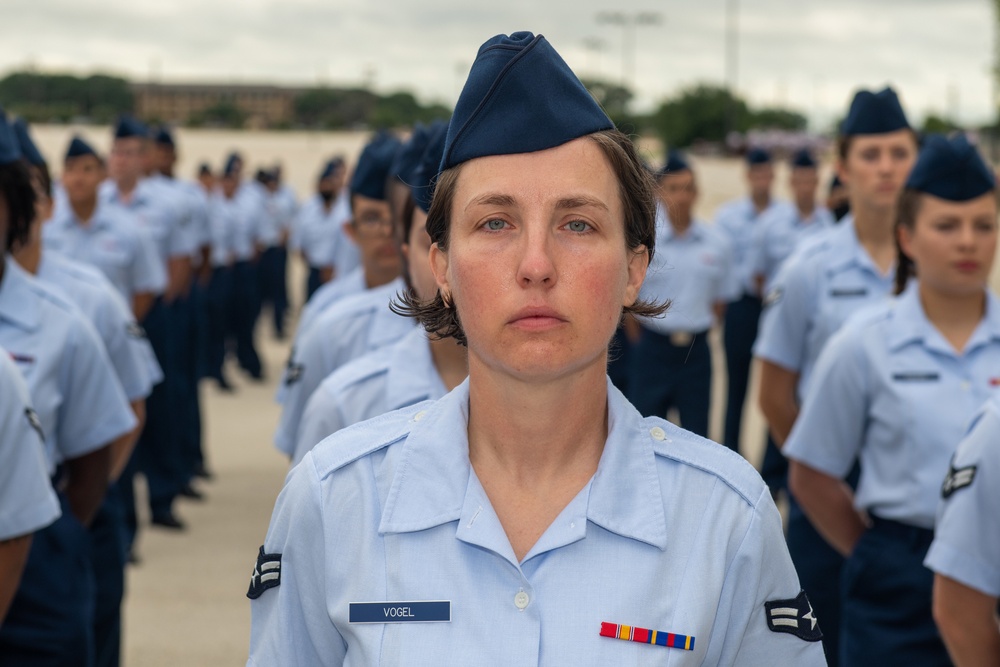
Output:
[
  {"xmin": 555, "ymin": 196, "xmax": 608, "ymax": 212},
  {"xmin": 467, "ymin": 193, "xmax": 517, "ymax": 210}
]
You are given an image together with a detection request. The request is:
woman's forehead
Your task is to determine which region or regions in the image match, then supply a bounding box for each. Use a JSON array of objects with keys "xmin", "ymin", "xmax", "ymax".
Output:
[{"xmin": 455, "ymin": 138, "xmax": 618, "ymax": 210}]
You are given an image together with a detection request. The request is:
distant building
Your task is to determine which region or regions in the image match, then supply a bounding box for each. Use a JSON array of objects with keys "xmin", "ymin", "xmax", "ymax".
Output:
[{"xmin": 131, "ymin": 82, "xmax": 304, "ymax": 128}]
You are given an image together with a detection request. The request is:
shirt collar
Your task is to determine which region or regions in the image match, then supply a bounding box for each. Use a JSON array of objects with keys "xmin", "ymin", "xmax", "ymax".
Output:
[
  {"xmin": 825, "ymin": 217, "xmax": 893, "ymax": 278},
  {"xmin": 378, "ymin": 378, "xmax": 669, "ymax": 552},
  {"xmin": 0, "ymin": 258, "xmax": 42, "ymax": 331},
  {"xmin": 887, "ymin": 284, "xmax": 1000, "ymax": 355},
  {"xmin": 367, "ymin": 279, "xmax": 415, "ymax": 348},
  {"xmin": 385, "ymin": 328, "xmax": 443, "ymax": 411}
]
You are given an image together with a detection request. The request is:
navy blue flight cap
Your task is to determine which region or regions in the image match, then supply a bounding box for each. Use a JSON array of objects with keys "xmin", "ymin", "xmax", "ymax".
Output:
[
  {"xmin": 841, "ymin": 87, "xmax": 910, "ymax": 136},
  {"xmin": 66, "ymin": 136, "xmax": 98, "ymax": 160},
  {"xmin": 411, "ymin": 120, "xmax": 449, "ymax": 213},
  {"xmin": 656, "ymin": 150, "xmax": 691, "ymax": 178},
  {"xmin": 391, "ymin": 124, "xmax": 432, "ymax": 185},
  {"xmin": 114, "ymin": 115, "xmax": 149, "ymax": 140},
  {"xmin": 319, "ymin": 157, "xmax": 345, "ymax": 181},
  {"xmin": 904, "ymin": 133, "xmax": 995, "ymax": 201},
  {"xmin": 0, "ymin": 109, "xmax": 22, "ymax": 166},
  {"xmin": 441, "ymin": 32, "xmax": 614, "ymax": 172},
  {"xmin": 350, "ymin": 131, "xmax": 402, "ymax": 200},
  {"xmin": 154, "ymin": 126, "xmax": 175, "ymax": 147},
  {"xmin": 223, "ymin": 152, "xmax": 242, "ymax": 177},
  {"xmin": 13, "ymin": 119, "xmax": 46, "ymax": 168},
  {"xmin": 746, "ymin": 147, "xmax": 772, "ymax": 165},
  {"xmin": 791, "ymin": 149, "xmax": 817, "ymax": 169}
]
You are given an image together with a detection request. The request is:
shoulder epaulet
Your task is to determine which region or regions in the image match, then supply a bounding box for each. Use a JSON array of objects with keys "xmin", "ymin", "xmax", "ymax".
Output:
[
  {"xmin": 645, "ymin": 417, "xmax": 765, "ymax": 508},
  {"xmin": 309, "ymin": 401, "xmax": 435, "ymax": 479}
]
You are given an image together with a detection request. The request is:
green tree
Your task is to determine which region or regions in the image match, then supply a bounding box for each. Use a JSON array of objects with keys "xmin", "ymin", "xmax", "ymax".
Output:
[
  {"xmin": 0, "ymin": 71, "xmax": 132, "ymax": 122},
  {"xmin": 922, "ymin": 114, "xmax": 960, "ymax": 134},
  {"xmin": 651, "ymin": 85, "xmax": 752, "ymax": 149},
  {"xmin": 752, "ymin": 107, "xmax": 807, "ymax": 131}
]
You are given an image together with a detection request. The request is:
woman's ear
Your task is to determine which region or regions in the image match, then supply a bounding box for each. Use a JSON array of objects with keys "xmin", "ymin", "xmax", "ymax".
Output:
[
  {"xmin": 430, "ymin": 243, "xmax": 451, "ymax": 296},
  {"xmin": 623, "ymin": 245, "xmax": 649, "ymax": 307}
]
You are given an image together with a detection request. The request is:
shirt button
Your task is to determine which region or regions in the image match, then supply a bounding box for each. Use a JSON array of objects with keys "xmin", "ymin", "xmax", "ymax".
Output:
[
  {"xmin": 650, "ymin": 426, "xmax": 666, "ymax": 441},
  {"xmin": 514, "ymin": 591, "xmax": 530, "ymax": 610},
  {"xmin": 413, "ymin": 410, "xmax": 427, "ymax": 422}
]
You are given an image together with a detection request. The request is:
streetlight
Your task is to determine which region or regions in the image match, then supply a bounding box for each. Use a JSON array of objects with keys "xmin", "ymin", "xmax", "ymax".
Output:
[
  {"xmin": 724, "ymin": 0, "xmax": 740, "ymax": 140},
  {"xmin": 596, "ymin": 11, "xmax": 663, "ymax": 92}
]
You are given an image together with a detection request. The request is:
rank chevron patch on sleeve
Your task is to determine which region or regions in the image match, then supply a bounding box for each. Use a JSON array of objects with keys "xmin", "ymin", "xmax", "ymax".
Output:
[
  {"xmin": 764, "ymin": 590, "xmax": 822, "ymax": 642},
  {"xmin": 941, "ymin": 462, "xmax": 977, "ymax": 499},
  {"xmin": 247, "ymin": 546, "xmax": 282, "ymax": 600}
]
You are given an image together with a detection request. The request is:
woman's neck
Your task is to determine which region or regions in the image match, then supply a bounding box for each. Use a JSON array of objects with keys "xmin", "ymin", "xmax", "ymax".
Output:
[
  {"xmin": 851, "ymin": 201, "xmax": 897, "ymax": 275},
  {"xmin": 429, "ymin": 337, "xmax": 468, "ymax": 391},
  {"xmin": 467, "ymin": 356, "xmax": 608, "ymax": 488},
  {"xmin": 919, "ymin": 283, "xmax": 986, "ymax": 354},
  {"xmin": 71, "ymin": 197, "xmax": 98, "ymax": 225}
]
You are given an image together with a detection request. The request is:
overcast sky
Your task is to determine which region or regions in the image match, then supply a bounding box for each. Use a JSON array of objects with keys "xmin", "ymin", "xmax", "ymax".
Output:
[{"xmin": 3, "ymin": 0, "xmax": 995, "ymax": 129}]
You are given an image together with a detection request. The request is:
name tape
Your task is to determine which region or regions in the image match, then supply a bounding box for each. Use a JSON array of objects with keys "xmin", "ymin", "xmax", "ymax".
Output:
[{"xmin": 349, "ymin": 601, "xmax": 451, "ymax": 624}]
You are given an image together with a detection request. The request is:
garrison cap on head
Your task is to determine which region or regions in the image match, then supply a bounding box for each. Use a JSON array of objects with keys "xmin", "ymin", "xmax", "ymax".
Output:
[
  {"xmin": 411, "ymin": 120, "xmax": 449, "ymax": 213},
  {"xmin": 13, "ymin": 119, "xmax": 46, "ymax": 167},
  {"xmin": 114, "ymin": 115, "xmax": 149, "ymax": 140},
  {"xmin": 841, "ymin": 87, "xmax": 909, "ymax": 136},
  {"xmin": 154, "ymin": 126, "xmax": 175, "ymax": 147},
  {"xmin": 656, "ymin": 150, "xmax": 690, "ymax": 178},
  {"xmin": 349, "ymin": 131, "xmax": 402, "ymax": 200},
  {"xmin": 198, "ymin": 162, "xmax": 212, "ymax": 176},
  {"xmin": 0, "ymin": 109, "xmax": 22, "ymax": 166},
  {"xmin": 791, "ymin": 149, "xmax": 817, "ymax": 169},
  {"xmin": 440, "ymin": 31, "xmax": 614, "ymax": 172},
  {"xmin": 746, "ymin": 148, "xmax": 772, "ymax": 165},
  {"xmin": 391, "ymin": 124, "xmax": 433, "ymax": 185},
  {"xmin": 66, "ymin": 136, "xmax": 98, "ymax": 160},
  {"xmin": 904, "ymin": 133, "xmax": 995, "ymax": 201},
  {"xmin": 223, "ymin": 152, "xmax": 242, "ymax": 177},
  {"xmin": 319, "ymin": 157, "xmax": 345, "ymax": 181}
]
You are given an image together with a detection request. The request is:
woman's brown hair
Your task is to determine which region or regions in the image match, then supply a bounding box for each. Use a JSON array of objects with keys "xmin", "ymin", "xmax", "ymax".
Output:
[
  {"xmin": 392, "ymin": 128, "xmax": 669, "ymax": 345},
  {"xmin": 893, "ymin": 189, "xmax": 921, "ymax": 295}
]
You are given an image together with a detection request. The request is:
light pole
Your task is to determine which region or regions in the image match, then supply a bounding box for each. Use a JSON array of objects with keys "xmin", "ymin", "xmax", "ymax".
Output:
[
  {"xmin": 724, "ymin": 0, "xmax": 740, "ymax": 140},
  {"xmin": 596, "ymin": 11, "xmax": 663, "ymax": 92}
]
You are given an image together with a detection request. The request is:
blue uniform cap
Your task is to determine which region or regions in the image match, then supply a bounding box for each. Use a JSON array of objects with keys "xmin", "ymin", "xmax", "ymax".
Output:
[
  {"xmin": 12, "ymin": 119, "xmax": 46, "ymax": 168},
  {"xmin": 391, "ymin": 124, "xmax": 432, "ymax": 184},
  {"xmin": 319, "ymin": 157, "xmax": 344, "ymax": 181},
  {"xmin": 904, "ymin": 133, "xmax": 995, "ymax": 201},
  {"xmin": 841, "ymin": 87, "xmax": 910, "ymax": 136},
  {"xmin": 412, "ymin": 120, "xmax": 449, "ymax": 213},
  {"xmin": 154, "ymin": 126, "xmax": 175, "ymax": 147},
  {"xmin": 65, "ymin": 136, "xmax": 98, "ymax": 160},
  {"xmin": 656, "ymin": 150, "xmax": 691, "ymax": 178},
  {"xmin": 114, "ymin": 115, "xmax": 149, "ymax": 140},
  {"xmin": 746, "ymin": 148, "xmax": 772, "ymax": 165},
  {"xmin": 440, "ymin": 32, "xmax": 614, "ymax": 172},
  {"xmin": 0, "ymin": 109, "xmax": 22, "ymax": 166},
  {"xmin": 791, "ymin": 149, "xmax": 817, "ymax": 169},
  {"xmin": 223, "ymin": 152, "xmax": 242, "ymax": 177},
  {"xmin": 349, "ymin": 131, "xmax": 402, "ymax": 200}
]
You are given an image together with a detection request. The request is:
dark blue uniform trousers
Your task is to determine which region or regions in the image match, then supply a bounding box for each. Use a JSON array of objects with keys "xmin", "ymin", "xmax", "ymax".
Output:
[
  {"xmin": 257, "ymin": 245, "xmax": 287, "ymax": 338},
  {"xmin": 722, "ymin": 293, "xmax": 762, "ymax": 452},
  {"xmin": 628, "ymin": 328, "xmax": 711, "ymax": 438},
  {"xmin": 840, "ymin": 516, "xmax": 950, "ymax": 666},
  {"xmin": 230, "ymin": 260, "xmax": 262, "ymax": 378},
  {"xmin": 305, "ymin": 266, "xmax": 324, "ymax": 302},
  {"xmin": 166, "ymin": 294, "xmax": 202, "ymax": 486},
  {"xmin": 0, "ymin": 494, "xmax": 95, "ymax": 667},
  {"xmin": 205, "ymin": 266, "xmax": 233, "ymax": 383},
  {"xmin": 88, "ymin": 486, "xmax": 126, "ymax": 667}
]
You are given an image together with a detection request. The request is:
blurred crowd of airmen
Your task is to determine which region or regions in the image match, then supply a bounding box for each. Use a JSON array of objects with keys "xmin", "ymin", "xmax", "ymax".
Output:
[{"xmin": 1, "ymin": 76, "xmax": 999, "ymax": 666}]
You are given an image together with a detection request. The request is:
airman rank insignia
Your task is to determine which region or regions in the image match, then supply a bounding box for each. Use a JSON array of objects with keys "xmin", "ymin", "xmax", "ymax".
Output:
[
  {"xmin": 599, "ymin": 622, "xmax": 695, "ymax": 651},
  {"xmin": 126, "ymin": 322, "xmax": 147, "ymax": 339},
  {"xmin": 247, "ymin": 546, "xmax": 282, "ymax": 600},
  {"xmin": 763, "ymin": 286, "xmax": 783, "ymax": 308},
  {"xmin": 285, "ymin": 362, "xmax": 304, "ymax": 386},
  {"xmin": 765, "ymin": 590, "xmax": 822, "ymax": 642},
  {"xmin": 24, "ymin": 408, "xmax": 44, "ymax": 441},
  {"xmin": 941, "ymin": 461, "xmax": 976, "ymax": 499}
]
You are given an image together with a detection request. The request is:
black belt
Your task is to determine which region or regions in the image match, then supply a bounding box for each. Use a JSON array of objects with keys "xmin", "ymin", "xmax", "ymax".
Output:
[{"xmin": 869, "ymin": 514, "xmax": 934, "ymax": 549}]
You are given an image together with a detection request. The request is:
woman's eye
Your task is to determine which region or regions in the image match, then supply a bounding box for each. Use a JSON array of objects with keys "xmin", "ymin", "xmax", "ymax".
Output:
[
  {"xmin": 485, "ymin": 219, "xmax": 506, "ymax": 231},
  {"xmin": 567, "ymin": 220, "xmax": 590, "ymax": 233}
]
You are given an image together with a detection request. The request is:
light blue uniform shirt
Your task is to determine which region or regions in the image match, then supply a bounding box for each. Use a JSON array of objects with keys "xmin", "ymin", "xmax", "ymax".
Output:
[
  {"xmin": 0, "ymin": 259, "xmax": 137, "ymax": 474},
  {"xmin": 291, "ymin": 193, "xmax": 358, "ymax": 273},
  {"xmin": 36, "ymin": 251, "xmax": 162, "ymax": 401},
  {"xmin": 298, "ymin": 267, "xmax": 367, "ymax": 337},
  {"xmin": 637, "ymin": 207, "xmax": 738, "ymax": 335},
  {"xmin": 273, "ymin": 184, "xmax": 299, "ymax": 235},
  {"xmin": 101, "ymin": 178, "xmax": 197, "ymax": 267},
  {"xmin": 753, "ymin": 217, "xmax": 894, "ymax": 400},
  {"xmin": 43, "ymin": 201, "xmax": 166, "ymax": 301},
  {"xmin": 249, "ymin": 379, "xmax": 826, "ymax": 665},
  {"xmin": 232, "ymin": 184, "xmax": 263, "ymax": 262},
  {"xmin": 924, "ymin": 393, "xmax": 1000, "ymax": 597},
  {"xmin": 207, "ymin": 192, "xmax": 238, "ymax": 268},
  {"xmin": 147, "ymin": 173, "xmax": 205, "ymax": 257},
  {"xmin": 0, "ymin": 346, "xmax": 61, "ymax": 541},
  {"xmin": 251, "ymin": 182, "xmax": 284, "ymax": 248},
  {"xmin": 293, "ymin": 327, "xmax": 449, "ymax": 465},
  {"xmin": 785, "ymin": 285, "xmax": 1000, "ymax": 529},
  {"xmin": 274, "ymin": 279, "xmax": 416, "ymax": 455},
  {"xmin": 713, "ymin": 196, "xmax": 786, "ymax": 296},
  {"xmin": 749, "ymin": 204, "xmax": 835, "ymax": 293}
]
